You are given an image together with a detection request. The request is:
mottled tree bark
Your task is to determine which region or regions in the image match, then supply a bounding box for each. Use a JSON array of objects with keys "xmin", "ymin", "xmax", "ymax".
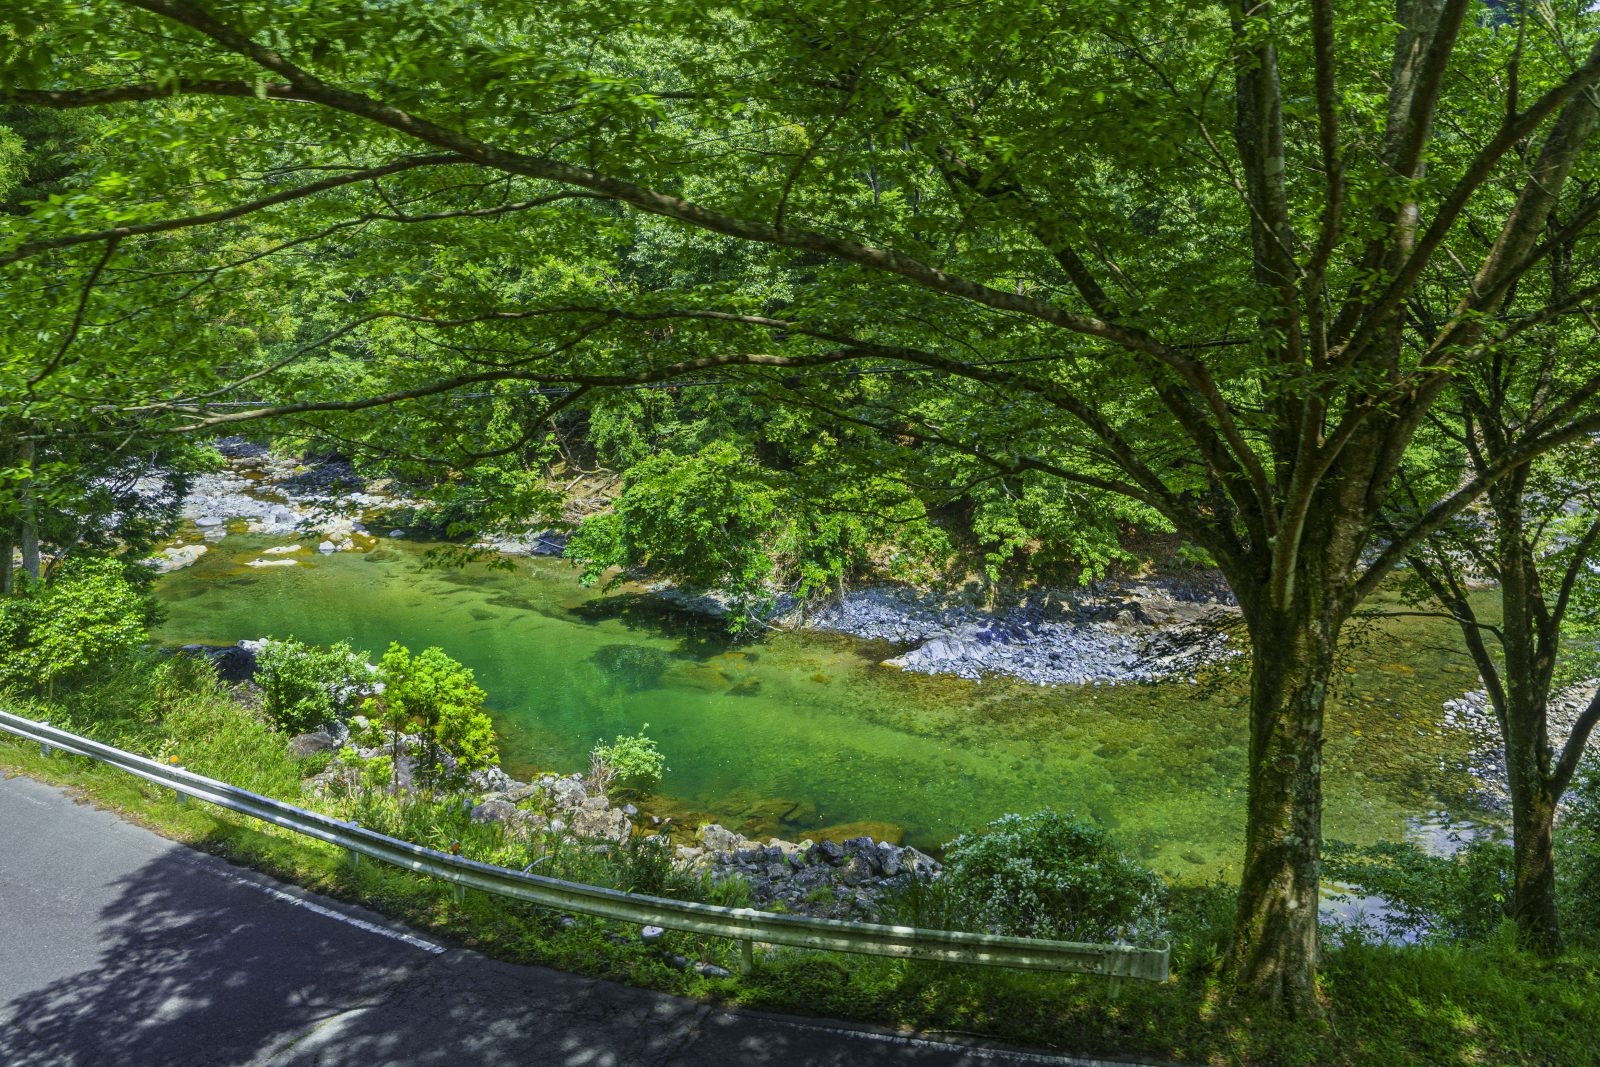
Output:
[{"xmin": 1228, "ymin": 604, "xmax": 1340, "ymax": 1015}]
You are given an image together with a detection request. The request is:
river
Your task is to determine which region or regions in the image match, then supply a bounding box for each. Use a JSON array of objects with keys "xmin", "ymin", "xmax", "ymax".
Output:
[{"xmin": 151, "ymin": 531, "xmax": 1489, "ymax": 879}]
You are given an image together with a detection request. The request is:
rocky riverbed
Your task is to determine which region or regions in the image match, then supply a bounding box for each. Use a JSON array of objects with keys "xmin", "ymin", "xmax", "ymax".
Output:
[
  {"xmin": 141, "ymin": 439, "xmax": 416, "ymax": 572},
  {"xmin": 796, "ymin": 584, "xmax": 1238, "ymax": 686},
  {"xmin": 1443, "ymin": 684, "xmax": 1599, "ymax": 814}
]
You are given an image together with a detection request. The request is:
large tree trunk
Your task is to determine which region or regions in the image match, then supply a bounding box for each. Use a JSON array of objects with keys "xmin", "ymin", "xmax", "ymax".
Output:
[
  {"xmin": 1494, "ymin": 482, "xmax": 1566, "ymax": 954},
  {"xmin": 1227, "ymin": 598, "xmax": 1342, "ymax": 1019},
  {"xmin": 1507, "ymin": 755, "xmax": 1562, "ymax": 953},
  {"xmin": 1500, "ymin": 632, "xmax": 1563, "ymax": 955}
]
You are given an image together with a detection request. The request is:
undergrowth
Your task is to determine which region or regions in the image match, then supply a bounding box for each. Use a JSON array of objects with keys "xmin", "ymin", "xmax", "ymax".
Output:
[{"xmin": 3, "ymin": 660, "xmax": 1599, "ymax": 1066}]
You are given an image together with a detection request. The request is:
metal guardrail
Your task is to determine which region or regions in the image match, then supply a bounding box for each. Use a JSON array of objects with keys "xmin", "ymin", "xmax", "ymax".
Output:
[{"xmin": 0, "ymin": 709, "xmax": 1169, "ymax": 985}]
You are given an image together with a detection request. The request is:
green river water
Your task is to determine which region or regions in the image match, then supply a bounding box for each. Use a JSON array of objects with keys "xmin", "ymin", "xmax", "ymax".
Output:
[{"xmin": 152, "ymin": 532, "xmax": 1489, "ymax": 879}]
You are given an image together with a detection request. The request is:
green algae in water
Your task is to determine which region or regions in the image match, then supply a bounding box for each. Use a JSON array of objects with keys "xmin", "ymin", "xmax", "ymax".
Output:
[{"xmin": 151, "ymin": 534, "xmax": 1487, "ymax": 879}]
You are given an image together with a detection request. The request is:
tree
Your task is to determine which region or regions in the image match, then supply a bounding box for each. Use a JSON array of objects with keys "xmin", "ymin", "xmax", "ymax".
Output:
[
  {"xmin": 9, "ymin": 1, "xmax": 1600, "ymax": 1015},
  {"xmin": 1395, "ymin": 377, "xmax": 1600, "ymax": 953},
  {"xmin": 365, "ymin": 642, "xmax": 496, "ymax": 792}
]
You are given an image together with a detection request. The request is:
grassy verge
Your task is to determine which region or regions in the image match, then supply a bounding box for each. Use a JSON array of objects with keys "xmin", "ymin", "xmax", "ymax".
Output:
[{"xmin": 4, "ymin": 663, "xmax": 1597, "ymax": 1066}]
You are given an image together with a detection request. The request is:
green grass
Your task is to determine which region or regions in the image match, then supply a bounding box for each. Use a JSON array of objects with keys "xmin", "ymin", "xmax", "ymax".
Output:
[{"xmin": 4, "ymin": 663, "xmax": 1598, "ymax": 1066}]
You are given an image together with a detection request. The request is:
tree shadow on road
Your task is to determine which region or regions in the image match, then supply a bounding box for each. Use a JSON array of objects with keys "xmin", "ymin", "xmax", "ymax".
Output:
[{"xmin": 0, "ymin": 848, "xmax": 422, "ymax": 1067}]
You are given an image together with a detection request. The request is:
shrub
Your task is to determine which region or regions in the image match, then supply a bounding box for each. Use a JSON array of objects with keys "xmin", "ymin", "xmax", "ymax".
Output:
[
  {"xmin": 590, "ymin": 725, "xmax": 667, "ymax": 794},
  {"xmin": 942, "ymin": 810, "xmax": 1164, "ymax": 942},
  {"xmin": 0, "ymin": 557, "xmax": 149, "ymax": 697},
  {"xmin": 1163, "ymin": 877, "xmax": 1237, "ymax": 976},
  {"xmin": 255, "ymin": 637, "xmax": 373, "ymax": 734},
  {"xmin": 1322, "ymin": 838, "xmax": 1512, "ymax": 944},
  {"xmin": 364, "ymin": 642, "xmax": 498, "ymax": 789},
  {"xmin": 1559, "ymin": 763, "xmax": 1600, "ymax": 946}
]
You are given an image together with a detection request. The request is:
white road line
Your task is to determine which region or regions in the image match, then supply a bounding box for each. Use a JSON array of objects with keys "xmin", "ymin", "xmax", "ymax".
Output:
[
  {"xmin": 194, "ymin": 861, "xmax": 446, "ymax": 955},
  {"xmin": 754, "ymin": 1015, "xmax": 1165, "ymax": 1066}
]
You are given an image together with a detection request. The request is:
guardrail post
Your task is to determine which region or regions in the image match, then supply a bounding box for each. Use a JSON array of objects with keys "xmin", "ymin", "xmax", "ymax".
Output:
[
  {"xmin": 346, "ymin": 821, "xmax": 361, "ymax": 867},
  {"xmin": 1105, "ymin": 949, "xmax": 1129, "ymax": 1001},
  {"xmin": 172, "ymin": 767, "xmax": 187, "ymax": 804},
  {"xmin": 739, "ymin": 938, "xmax": 755, "ymax": 975},
  {"xmin": 37, "ymin": 721, "xmax": 51, "ymax": 757},
  {"xmin": 452, "ymin": 881, "xmax": 467, "ymax": 904}
]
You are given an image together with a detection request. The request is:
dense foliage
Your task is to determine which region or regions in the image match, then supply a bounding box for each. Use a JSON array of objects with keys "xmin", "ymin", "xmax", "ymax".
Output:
[
  {"xmin": 942, "ymin": 810, "xmax": 1163, "ymax": 943},
  {"xmin": 1323, "ymin": 839, "xmax": 1514, "ymax": 945},
  {"xmin": 0, "ymin": 557, "xmax": 149, "ymax": 696},
  {"xmin": 1558, "ymin": 766, "xmax": 1600, "ymax": 947},
  {"xmin": 254, "ymin": 637, "xmax": 373, "ymax": 735}
]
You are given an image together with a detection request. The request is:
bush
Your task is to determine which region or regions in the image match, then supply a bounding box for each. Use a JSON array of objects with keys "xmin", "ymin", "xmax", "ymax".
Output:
[
  {"xmin": 364, "ymin": 642, "xmax": 497, "ymax": 788},
  {"xmin": 942, "ymin": 810, "xmax": 1164, "ymax": 942},
  {"xmin": 0, "ymin": 557, "xmax": 149, "ymax": 697},
  {"xmin": 590, "ymin": 725, "xmax": 667, "ymax": 794},
  {"xmin": 1322, "ymin": 838, "xmax": 1512, "ymax": 944},
  {"xmin": 255, "ymin": 637, "xmax": 373, "ymax": 734},
  {"xmin": 1559, "ymin": 763, "xmax": 1600, "ymax": 946}
]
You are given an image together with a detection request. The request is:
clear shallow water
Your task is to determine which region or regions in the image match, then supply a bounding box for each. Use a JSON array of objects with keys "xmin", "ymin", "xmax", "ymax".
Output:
[{"xmin": 152, "ymin": 533, "xmax": 1488, "ymax": 878}]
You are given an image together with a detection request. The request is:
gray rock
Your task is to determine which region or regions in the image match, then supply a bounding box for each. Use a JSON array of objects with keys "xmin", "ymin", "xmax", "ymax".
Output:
[
  {"xmin": 469, "ymin": 766, "xmax": 514, "ymax": 792},
  {"xmin": 814, "ymin": 839, "xmax": 844, "ymax": 865},
  {"xmin": 837, "ymin": 855, "xmax": 875, "ymax": 886},
  {"xmin": 641, "ymin": 925, "xmax": 665, "ymax": 943},
  {"xmin": 176, "ymin": 643, "xmax": 258, "ymax": 683},
  {"xmin": 571, "ymin": 806, "xmax": 631, "ymax": 842},
  {"xmin": 506, "ymin": 782, "xmax": 542, "ymax": 803},
  {"xmin": 697, "ymin": 963, "xmax": 732, "ymax": 979},
  {"xmin": 877, "ymin": 843, "xmax": 903, "ymax": 877},
  {"xmin": 547, "ymin": 777, "xmax": 587, "ymax": 810},
  {"xmin": 508, "ymin": 810, "xmax": 549, "ymax": 835},
  {"xmin": 698, "ymin": 823, "xmax": 739, "ymax": 852},
  {"xmin": 470, "ymin": 799, "xmax": 517, "ymax": 824},
  {"xmin": 287, "ymin": 730, "xmax": 341, "ymax": 759}
]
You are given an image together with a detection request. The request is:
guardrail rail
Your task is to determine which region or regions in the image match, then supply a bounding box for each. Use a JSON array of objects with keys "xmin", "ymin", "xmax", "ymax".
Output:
[{"xmin": 0, "ymin": 709, "xmax": 1169, "ymax": 987}]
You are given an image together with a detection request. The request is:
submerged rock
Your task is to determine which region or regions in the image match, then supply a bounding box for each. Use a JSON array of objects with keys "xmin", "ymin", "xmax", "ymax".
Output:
[
  {"xmin": 145, "ymin": 543, "xmax": 208, "ymax": 573},
  {"xmin": 590, "ymin": 644, "xmax": 672, "ymax": 691}
]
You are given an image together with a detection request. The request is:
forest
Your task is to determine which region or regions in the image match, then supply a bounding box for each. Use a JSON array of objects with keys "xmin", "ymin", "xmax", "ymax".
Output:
[{"xmin": 5, "ymin": 2, "xmax": 1600, "ymax": 1062}]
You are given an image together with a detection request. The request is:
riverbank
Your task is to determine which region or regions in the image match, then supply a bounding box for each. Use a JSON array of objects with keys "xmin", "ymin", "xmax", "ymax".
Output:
[
  {"xmin": 1444, "ymin": 685, "xmax": 1600, "ymax": 814},
  {"xmin": 147, "ymin": 443, "xmax": 1240, "ymax": 689}
]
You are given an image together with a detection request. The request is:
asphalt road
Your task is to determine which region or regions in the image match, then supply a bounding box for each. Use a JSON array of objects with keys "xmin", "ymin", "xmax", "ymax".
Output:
[{"xmin": 0, "ymin": 773, "xmax": 1161, "ymax": 1067}]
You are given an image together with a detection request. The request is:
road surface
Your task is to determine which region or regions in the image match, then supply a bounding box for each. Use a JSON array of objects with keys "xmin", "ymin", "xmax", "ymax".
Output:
[{"xmin": 0, "ymin": 772, "xmax": 1162, "ymax": 1066}]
